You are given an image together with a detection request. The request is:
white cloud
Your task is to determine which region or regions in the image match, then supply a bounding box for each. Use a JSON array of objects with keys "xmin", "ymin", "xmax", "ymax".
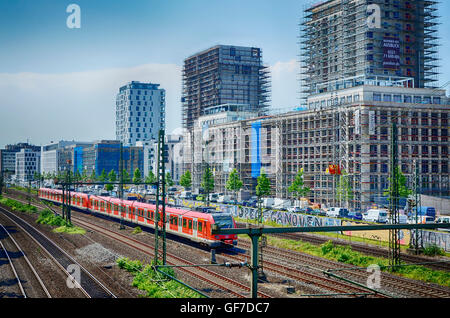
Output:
[
  {"xmin": 0, "ymin": 63, "xmax": 182, "ymax": 147},
  {"xmin": 0, "ymin": 59, "xmax": 300, "ymax": 148},
  {"xmin": 269, "ymin": 59, "xmax": 300, "ymax": 110}
]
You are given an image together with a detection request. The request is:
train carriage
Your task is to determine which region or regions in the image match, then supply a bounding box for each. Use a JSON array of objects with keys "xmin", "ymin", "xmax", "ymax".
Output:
[{"xmin": 38, "ymin": 188, "xmax": 237, "ymax": 248}]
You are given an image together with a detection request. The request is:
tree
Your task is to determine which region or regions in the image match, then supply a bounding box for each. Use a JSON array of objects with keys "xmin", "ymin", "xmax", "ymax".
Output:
[
  {"xmin": 383, "ymin": 166, "xmax": 412, "ymax": 202},
  {"xmin": 108, "ymin": 169, "xmax": 117, "ymax": 183},
  {"xmin": 121, "ymin": 169, "xmax": 131, "ymax": 184},
  {"xmin": 226, "ymin": 169, "xmax": 243, "ymax": 201},
  {"xmin": 98, "ymin": 169, "xmax": 107, "ymax": 182},
  {"xmin": 288, "ymin": 168, "xmax": 310, "ymax": 202},
  {"xmin": 256, "ymin": 170, "xmax": 271, "ymax": 224},
  {"xmin": 165, "ymin": 172, "xmax": 174, "ymax": 187},
  {"xmin": 180, "ymin": 170, "xmax": 192, "ymax": 190},
  {"xmin": 335, "ymin": 172, "xmax": 353, "ymax": 208},
  {"xmin": 89, "ymin": 169, "xmax": 96, "ymax": 182},
  {"xmin": 133, "ymin": 168, "xmax": 142, "ymax": 185},
  {"xmin": 145, "ymin": 171, "xmax": 156, "ymax": 185},
  {"xmin": 105, "ymin": 170, "xmax": 116, "ymax": 193},
  {"xmin": 201, "ymin": 165, "xmax": 215, "ymax": 206}
]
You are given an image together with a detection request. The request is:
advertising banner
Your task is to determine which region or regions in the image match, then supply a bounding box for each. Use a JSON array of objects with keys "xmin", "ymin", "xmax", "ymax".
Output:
[{"xmin": 383, "ymin": 37, "xmax": 401, "ymax": 70}]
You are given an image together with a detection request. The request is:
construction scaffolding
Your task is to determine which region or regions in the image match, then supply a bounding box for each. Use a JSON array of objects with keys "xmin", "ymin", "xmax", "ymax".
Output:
[
  {"xmin": 300, "ymin": 0, "xmax": 441, "ymax": 102},
  {"xmin": 182, "ymin": 45, "xmax": 271, "ymax": 131}
]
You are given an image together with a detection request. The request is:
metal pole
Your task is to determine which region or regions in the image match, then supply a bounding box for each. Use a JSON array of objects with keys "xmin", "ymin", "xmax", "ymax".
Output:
[
  {"xmin": 154, "ymin": 133, "xmax": 161, "ymax": 265},
  {"xmin": 389, "ymin": 122, "xmax": 400, "ymax": 268},
  {"xmin": 250, "ymin": 233, "xmax": 261, "ymax": 299},
  {"xmin": 413, "ymin": 160, "xmax": 422, "ymax": 253},
  {"xmin": 67, "ymin": 170, "xmax": 71, "ymax": 224},
  {"xmin": 119, "ymin": 143, "xmax": 124, "ymax": 230},
  {"xmin": 161, "ymin": 130, "xmax": 167, "ymax": 265}
]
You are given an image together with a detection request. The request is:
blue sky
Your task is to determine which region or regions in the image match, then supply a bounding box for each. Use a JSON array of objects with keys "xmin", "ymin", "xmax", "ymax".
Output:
[{"xmin": 0, "ymin": 0, "xmax": 449, "ymax": 148}]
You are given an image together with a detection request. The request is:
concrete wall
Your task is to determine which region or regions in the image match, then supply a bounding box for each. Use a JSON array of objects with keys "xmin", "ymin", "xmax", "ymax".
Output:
[{"xmin": 420, "ymin": 195, "xmax": 450, "ymax": 216}]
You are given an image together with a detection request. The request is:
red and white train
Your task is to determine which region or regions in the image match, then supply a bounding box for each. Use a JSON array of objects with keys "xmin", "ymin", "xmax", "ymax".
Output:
[{"xmin": 38, "ymin": 188, "xmax": 238, "ymax": 248}]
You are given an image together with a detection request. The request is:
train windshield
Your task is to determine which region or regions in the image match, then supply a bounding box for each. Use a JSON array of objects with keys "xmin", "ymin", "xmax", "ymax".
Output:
[{"xmin": 212, "ymin": 215, "xmax": 234, "ymax": 229}]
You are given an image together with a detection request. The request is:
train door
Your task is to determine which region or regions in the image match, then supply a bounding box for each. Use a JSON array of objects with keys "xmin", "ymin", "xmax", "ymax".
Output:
[
  {"xmin": 197, "ymin": 219, "xmax": 208, "ymax": 239},
  {"xmin": 169, "ymin": 215, "xmax": 178, "ymax": 231},
  {"xmin": 137, "ymin": 208, "xmax": 144, "ymax": 223},
  {"xmin": 120, "ymin": 204, "xmax": 126, "ymax": 218},
  {"xmin": 128, "ymin": 206, "xmax": 135, "ymax": 222},
  {"xmin": 182, "ymin": 217, "xmax": 193, "ymax": 235}
]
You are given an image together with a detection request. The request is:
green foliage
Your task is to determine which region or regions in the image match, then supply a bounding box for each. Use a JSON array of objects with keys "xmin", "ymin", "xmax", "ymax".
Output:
[
  {"xmin": 165, "ymin": 172, "xmax": 174, "ymax": 187},
  {"xmin": 288, "ymin": 168, "xmax": 310, "ymax": 199},
  {"xmin": 89, "ymin": 169, "xmax": 97, "ymax": 182},
  {"xmin": 108, "ymin": 169, "xmax": 117, "ymax": 183},
  {"xmin": 133, "ymin": 168, "xmax": 142, "ymax": 185},
  {"xmin": 201, "ymin": 166, "xmax": 214, "ymax": 194},
  {"xmin": 98, "ymin": 169, "xmax": 107, "ymax": 182},
  {"xmin": 383, "ymin": 166, "xmax": 412, "ymax": 201},
  {"xmin": 226, "ymin": 169, "xmax": 243, "ymax": 196},
  {"xmin": 37, "ymin": 209, "xmax": 68, "ymax": 227},
  {"xmin": 335, "ymin": 172, "xmax": 353, "ymax": 203},
  {"xmin": 122, "ymin": 169, "xmax": 131, "ymax": 183},
  {"xmin": 256, "ymin": 170, "xmax": 271, "ymax": 198},
  {"xmin": 116, "ymin": 258, "xmax": 204, "ymax": 298},
  {"xmin": 423, "ymin": 244, "xmax": 445, "ymax": 257},
  {"xmin": 117, "ymin": 257, "xmax": 143, "ymax": 273},
  {"xmin": 145, "ymin": 171, "xmax": 156, "ymax": 185},
  {"xmin": 132, "ymin": 226, "xmax": 143, "ymax": 234},
  {"xmin": 180, "ymin": 170, "xmax": 192, "ymax": 189},
  {"xmin": 0, "ymin": 196, "xmax": 38, "ymax": 213}
]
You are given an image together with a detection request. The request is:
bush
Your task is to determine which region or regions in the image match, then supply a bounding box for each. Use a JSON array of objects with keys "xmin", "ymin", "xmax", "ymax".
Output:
[
  {"xmin": 37, "ymin": 209, "xmax": 67, "ymax": 227},
  {"xmin": 117, "ymin": 257, "xmax": 143, "ymax": 273},
  {"xmin": 321, "ymin": 241, "xmax": 334, "ymax": 255},
  {"xmin": 423, "ymin": 244, "xmax": 445, "ymax": 257},
  {"xmin": 116, "ymin": 258, "xmax": 204, "ymax": 298},
  {"xmin": 0, "ymin": 196, "xmax": 38, "ymax": 214},
  {"xmin": 132, "ymin": 226, "xmax": 142, "ymax": 234}
]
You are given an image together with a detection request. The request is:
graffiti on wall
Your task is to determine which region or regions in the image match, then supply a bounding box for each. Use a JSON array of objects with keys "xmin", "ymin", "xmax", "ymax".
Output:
[{"xmin": 411, "ymin": 229, "xmax": 450, "ymax": 252}]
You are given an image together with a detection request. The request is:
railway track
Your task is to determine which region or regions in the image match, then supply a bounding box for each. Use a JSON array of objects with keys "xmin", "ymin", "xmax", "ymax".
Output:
[
  {"xmin": 6, "ymin": 191, "xmax": 449, "ymax": 298},
  {"xmin": 235, "ymin": 239, "xmax": 450, "ymax": 298},
  {"xmin": 226, "ymin": 240, "xmax": 387, "ymax": 298},
  {"xmin": 0, "ymin": 224, "xmax": 51, "ymax": 298},
  {"xmin": 63, "ymin": 217, "xmax": 271, "ymax": 298},
  {"xmin": 236, "ymin": 222, "xmax": 450, "ymax": 272},
  {"xmin": 1, "ymin": 195, "xmax": 271, "ymax": 298},
  {"xmin": 0, "ymin": 206, "xmax": 117, "ymax": 298}
]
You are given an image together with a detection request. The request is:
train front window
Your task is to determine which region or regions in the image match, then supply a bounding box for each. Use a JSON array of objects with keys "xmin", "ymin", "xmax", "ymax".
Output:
[{"xmin": 212, "ymin": 215, "xmax": 234, "ymax": 229}]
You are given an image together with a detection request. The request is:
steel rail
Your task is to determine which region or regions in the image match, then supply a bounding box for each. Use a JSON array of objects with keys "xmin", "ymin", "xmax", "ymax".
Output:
[
  {"xmin": 0, "ymin": 206, "xmax": 116, "ymax": 298},
  {"xmin": 0, "ymin": 224, "xmax": 52, "ymax": 298}
]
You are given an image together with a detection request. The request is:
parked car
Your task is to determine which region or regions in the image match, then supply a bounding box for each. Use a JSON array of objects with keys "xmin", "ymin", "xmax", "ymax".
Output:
[
  {"xmin": 436, "ymin": 216, "xmax": 450, "ymax": 224},
  {"xmin": 436, "ymin": 216, "xmax": 450, "ymax": 232},
  {"xmin": 288, "ymin": 206, "xmax": 302, "ymax": 213},
  {"xmin": 326, "ymin": 207, "xmax": 348, "ymax": 218},
  {"xmin": 364, "ymin": 209, "xmax": 389, "ymax": 223},
  {"xmin": 347, "ymin": 212, "xmax": 363, "ymax": 221}
]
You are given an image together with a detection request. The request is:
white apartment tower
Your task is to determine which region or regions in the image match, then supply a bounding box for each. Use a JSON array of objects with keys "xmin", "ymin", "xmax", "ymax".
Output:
[
  {"xmin": 15, "ymin": 148, "xmax": 41, "ymax": 182},
  {"xmin": 116, "ymin": 81, "xmax": 166, "ymax": 146}
]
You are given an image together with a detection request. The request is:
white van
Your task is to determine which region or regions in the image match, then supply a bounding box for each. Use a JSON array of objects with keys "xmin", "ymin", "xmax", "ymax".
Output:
[
  {"xmin": 326, "ymin": 207, "xmax": 340, "ymax": 218},
  {"xmin": 364, "ymin": 209, "xmax": 389, "ymax": 223},
  {"xmin": 262, "ymin": 198, "xmax": 275, "ymax": 208},
  {"xmin": 326, "ymin": 207, "xmax": 348, "ymax": 218}
]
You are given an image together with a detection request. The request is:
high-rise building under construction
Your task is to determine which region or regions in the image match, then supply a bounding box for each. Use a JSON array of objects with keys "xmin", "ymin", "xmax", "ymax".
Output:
[
  {"xmin": 300, "ymin": 0, "xmax": 440, "ymax": 101},
  {"xmin": 182, "ymin": 45, "xmax": 270, "ymax": 130}
]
